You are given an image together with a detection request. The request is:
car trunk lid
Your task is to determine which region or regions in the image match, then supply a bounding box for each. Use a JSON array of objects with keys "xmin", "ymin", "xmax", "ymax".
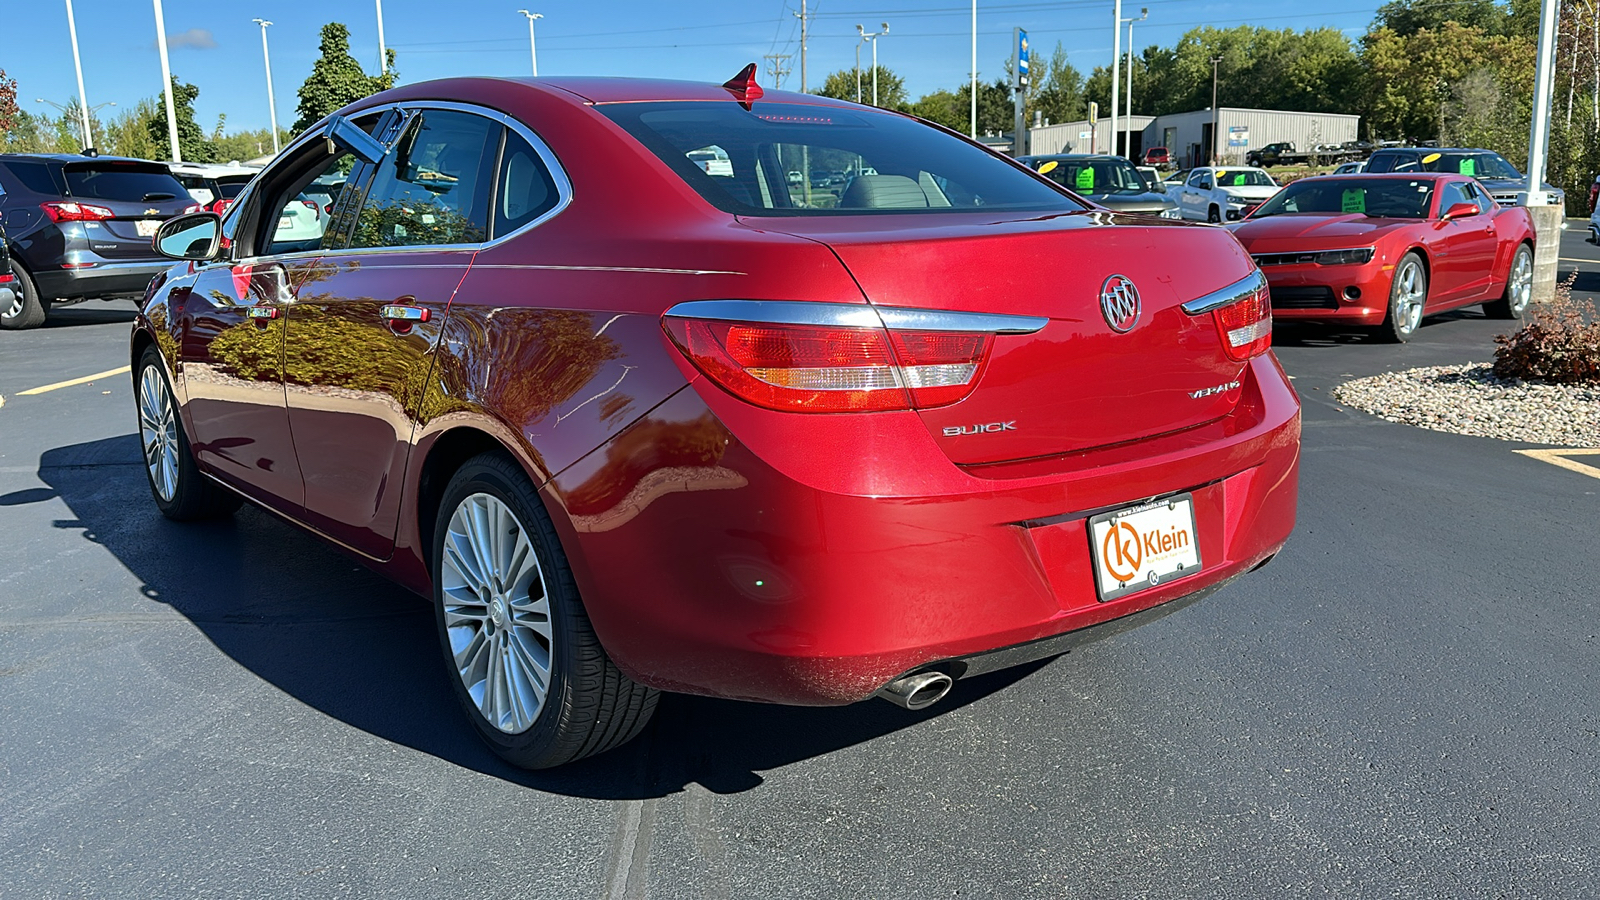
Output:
[{"xmin": 63, "ymin": 161, "xmax": 194, "ymax": 259}]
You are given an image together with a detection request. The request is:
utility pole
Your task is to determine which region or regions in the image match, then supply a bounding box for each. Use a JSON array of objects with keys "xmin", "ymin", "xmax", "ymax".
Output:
[
  {"xmin": 153, "ymin": 0, "xmax": 181, "ymax": 162},
  {"xmin": 376, "ymin": 0, "xmax": 388, "ymax": 75},
  {"xmin": 63, "ymin": 0, "xmax": 94, "ymax": 150},
  {"xmin": 1110, "ymin": 0, "xmax": 1122, "ymax": 161},
  {"xmin": 762, "ymin": 53, "xmax": 792, "ymax": 91},
  {"xmin": 1122, "ymin": 7, "xmax": 1147, "ymax": 157},
  {"xmin": 1210, "ymin": 55, "xmax": 1222, "ymax": 166},
  {"xmin": 856, "ymin": 28, "xmax": 864, "ymax": 102},
  {"xmin": 253, "ymin": 19, "xmax": 279, "ymax": 155},
  {"xmin": 970, "ymin": 0, "xmax": 978, "ymax": 138},
  {"xmin": 1527, "ymin": 0, "xmax": 1559, "ymax": 201},
  {"xmin": 518, "ymin": 10, "xmax": 543, "ymax": 76}
]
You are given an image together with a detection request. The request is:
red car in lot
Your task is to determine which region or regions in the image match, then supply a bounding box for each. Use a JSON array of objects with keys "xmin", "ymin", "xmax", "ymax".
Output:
[
  {"xmin": 1142, "ymin": 146, "xmax": 1171, "ymax": 167},
  {"xmin": 133, "ymin": 69, "xmax": 1301, "ymax": 768},
  {"xmin": 1232, "ymin": 173, "xmax": 1536, "ymax": 341}
]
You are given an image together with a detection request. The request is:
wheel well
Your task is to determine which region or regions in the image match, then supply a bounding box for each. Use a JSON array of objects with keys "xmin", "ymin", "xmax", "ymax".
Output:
[
  {"xmin": 131, "ymin": 329, "xmax": 155, "ymax": 371},
  {"xmin": 1402, "ymin": 246, "xmax": 1431, "ymax": 283},
  {"xmin": 415, "ymin": 427, "xmax": 518, "ymax": 569}
]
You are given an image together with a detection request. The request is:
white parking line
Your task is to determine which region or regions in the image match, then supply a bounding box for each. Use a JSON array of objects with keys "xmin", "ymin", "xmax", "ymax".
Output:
[
  {"xmin": 1514, "ymin": 448, "xmax": 1600, "ymax": 479},
  {"xmin": 16, "ymin": 366, "xmax": 131, "ymax": 396}
]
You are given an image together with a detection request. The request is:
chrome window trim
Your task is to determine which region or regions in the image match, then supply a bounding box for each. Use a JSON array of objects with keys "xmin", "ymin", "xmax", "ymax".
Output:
[
  {"xmin": 664, "ymin": 299, "xmax": 1048, "ymax": 334},
  {"xmin": 1180, "ymin": 269, "xmax": 1268, "ymax": 316}
]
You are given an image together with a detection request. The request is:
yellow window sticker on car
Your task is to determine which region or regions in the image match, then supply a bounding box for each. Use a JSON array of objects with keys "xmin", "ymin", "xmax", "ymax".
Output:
[
  {"xmin": 1341, "ymin": 189, "xmax": 1366, "ymax": 213},
  {"xmin": 1422, "ymin": 152, "xmax": 1442, "ymax": 165},
  {"xmin": 1233, "ymin": 173, "xmax": 1247, "ymax": 186},
  {"xmin": 1038, "ymin": 160, "xmax": 1059, "ymax": 175},
  {"xmin": 1459, "ymin": 158, "xmax": 1476, "ymax": 176},
  {"xmin": 1076, "ymin": 167, "xmax": 1095, "ymax": 191}
]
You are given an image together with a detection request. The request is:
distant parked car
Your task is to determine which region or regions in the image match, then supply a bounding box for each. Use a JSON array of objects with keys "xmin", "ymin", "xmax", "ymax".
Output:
[
  {"xmin": 1142, "ymin": 146, "xmax": 1171, "ymax": 166},
  {"xmin": 1331, "ymin": 160, "xmax": 1367, "ymax": 175},
  {"xmin": 1365, "ymin": 147, "xmax": 1563, "ymax": 207},
  {"xmin": 168, "ymin": 162, "xmax": 260, "ymax": 214},
  {"xmin": 1588, "ymin": 173, "xmax": 1600, "ymax": 242},
  {"xmin": 1234, "ymin": 173, "xmax": 1536, "ymax": 341},
  {"xmin": 1135, "ymin": 165, "xmax": 1167, "ymax": 192},
  {"xmin": 1016, "ymin": 153, "xmax": 1180, "ymax": 217},
  {"xmin": 1171, "ymin": 166, "xmax": 1280, "ymax": 222},
  {"xmin": 0, "ymin": 152, "xmax": 199, "ymax": 329}
]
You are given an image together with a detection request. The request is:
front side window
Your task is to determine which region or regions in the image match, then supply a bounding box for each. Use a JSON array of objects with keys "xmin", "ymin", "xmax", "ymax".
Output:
[
  {"xmin": 1438, "ymin": 181, "xmax": 1471, "ymax": 215},
  {"xmin": 600, "ymin": 101, "xmax": 1081, "ymax": 216},
  {"xmin": 350, "ymin": 109, "xmax": 499, "ymax": 248}
]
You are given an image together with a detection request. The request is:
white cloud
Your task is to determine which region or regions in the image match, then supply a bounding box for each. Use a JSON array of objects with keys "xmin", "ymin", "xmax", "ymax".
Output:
[{"xmin": 163, "ymin": 28, "xmax": 217, "ymax": 50}]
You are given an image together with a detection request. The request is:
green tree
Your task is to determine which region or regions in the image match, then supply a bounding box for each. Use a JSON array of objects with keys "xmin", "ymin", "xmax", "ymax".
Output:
[
  {"xmin": 1030, "ymin": 42, "xmax": 1087, "ymax": 126},
  {"xmin": 294, "ymin": 23, "xmax": 397, "ymax": 133},
  {"xmin": 104, "ymin": 99, "xmax": 163, "ymax": 160},
  {"xmin": 816, "ymin": 66, "xmax": 907, "ymax": 109},
  {"xmin": 147, "ymin": 76, "xmax": 217, "ymax": 162},
  {"xmin": 0, "ymin": 69, "xmax": 18, "ymax": 136},
  {"xmin": 1373, "ymin": 0, "xmax": 1506, "ymax": 37}
]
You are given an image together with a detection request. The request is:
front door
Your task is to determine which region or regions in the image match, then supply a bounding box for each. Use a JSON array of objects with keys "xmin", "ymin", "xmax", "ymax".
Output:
[
  {"xmin": 1431, "ymin": 180, "xmax": 1498, "ymax": 305},
  {"xmin": 283, "ymin": 107, "xmax": 502, "ymax": 559}
]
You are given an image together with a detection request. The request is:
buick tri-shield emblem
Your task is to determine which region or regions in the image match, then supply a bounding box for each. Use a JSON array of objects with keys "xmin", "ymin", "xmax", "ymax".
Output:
[{"xmin": 1100, "ymin": 274, "xmax": 1141, "ymax": 333}]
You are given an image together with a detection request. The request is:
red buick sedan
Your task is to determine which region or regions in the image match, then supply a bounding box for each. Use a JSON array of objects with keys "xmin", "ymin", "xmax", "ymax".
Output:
[
  {"xmin": 1233, "ymin": 173, "xmax": 1536, "ymax": 341},
  {"xmin": 133, "ymin": 69, "xmax": 1300, "ymax": 768}
]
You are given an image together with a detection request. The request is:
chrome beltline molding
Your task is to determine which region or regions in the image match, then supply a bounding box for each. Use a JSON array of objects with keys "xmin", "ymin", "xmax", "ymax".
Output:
[
  {"xmin": 663, "ymin": 299, "xmax": 1049, "ymax": 334},
  {"xmin": 1180, "ymin": 269, "xmax": 1268, "ymax": 316}
]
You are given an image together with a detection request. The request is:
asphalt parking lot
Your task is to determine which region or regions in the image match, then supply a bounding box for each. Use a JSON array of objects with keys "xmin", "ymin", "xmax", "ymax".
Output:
[{"xmin": 1, "ymin": 226, "xmax": 1597, "ymax": 899}]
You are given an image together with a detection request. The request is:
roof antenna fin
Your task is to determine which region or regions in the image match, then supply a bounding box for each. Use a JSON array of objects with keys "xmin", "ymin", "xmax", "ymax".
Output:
[{"xmin": 722, "ymin": 63, "xmax": 764, "ymax": 110}]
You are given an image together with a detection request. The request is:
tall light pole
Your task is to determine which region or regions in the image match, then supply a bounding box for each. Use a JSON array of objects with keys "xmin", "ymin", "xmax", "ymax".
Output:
[
  {"xmin": 63, "ymin": 0, "xmax": 95, "ymax": 149},
  {"xmin": 36, "ymin": 98, "xmax": 114, "ymax": 150},
  {"xmin": 1122, "ymin": 7, "xmax": 1147, "ymax": 158},
  {"xmin": 518, "ymin": 10, "xmax": 543, "ymax": 76},
  {"xmin": 153, "ymin": 0, "xmax": 181, "ymax": 162},
  {"xmin": 252, "ymin": 19, "xmax": 279, "ymax": 155},
  {"xmin": 1210, "ymin": 55, "xmax": 1223, "ymax": 166},
  {"xmin": 857, "ymin": 23, "xmax": 888, "ymax": 107},
  {"xmin": 376, "ymin": 0, "xmax": 388, "ymax": 75},
  {"xmin": 970, "ymin": 0, "xmax": 977, "ymax": 137},
  {"xmin": 1109, "ymin": 0, "xmax": 1122, "ymax": 162},
  {"xmin": 855, "ymin": 28, "xmax": 864, "ymax": 103}
]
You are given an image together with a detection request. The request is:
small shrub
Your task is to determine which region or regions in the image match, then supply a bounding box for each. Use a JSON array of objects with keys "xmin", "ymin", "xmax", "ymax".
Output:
[{"xmin": 1492, "ymin": 272, "xmax": 1600, "ymax": 385}]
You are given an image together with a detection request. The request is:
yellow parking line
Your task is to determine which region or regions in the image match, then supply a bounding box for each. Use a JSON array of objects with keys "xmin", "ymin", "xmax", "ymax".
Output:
[
  {"xmin": 1514, "ymin": 448, "xmax": 1600, "ymax": 480},
  {"xmin": 17, "ymin": 365, "xmax": 131, "ymax": 396},
  {"xmin": 1558, "ymin": 257, "xmax": 1595, "ymax": 264}
]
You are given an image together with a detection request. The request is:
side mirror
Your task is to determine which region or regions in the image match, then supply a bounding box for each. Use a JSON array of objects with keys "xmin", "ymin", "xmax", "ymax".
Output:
[
  {"xmin": 1441, "ymin": 200, "xmax": 1479, "ymax": 221},
  {"xmin": 153, "ymin": 212, "xmax": 223, "ymax": 261}
]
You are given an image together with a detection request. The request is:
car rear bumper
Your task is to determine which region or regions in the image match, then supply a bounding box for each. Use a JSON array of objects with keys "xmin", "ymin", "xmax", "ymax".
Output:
[
  {"xmin": 32, "ymin": 259, "xmax": 169, "ymax": 300},
  {"xmin": 549, "ymin": 352, "xmax": 1301, "ymax": 706},
  {"xmin": 1259, "ymin": 263, "xmax": 1390, "ymax": 326}
]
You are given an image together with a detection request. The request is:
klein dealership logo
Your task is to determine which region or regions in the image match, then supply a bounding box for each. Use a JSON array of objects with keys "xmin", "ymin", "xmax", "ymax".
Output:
[
  {"xmin": 1099, "ymin": 516, "xmax": 1193, "ymax": 584},
  {"xmin": 1099, "ymin": 274, "xmax": 1141, "ymax": 333}
]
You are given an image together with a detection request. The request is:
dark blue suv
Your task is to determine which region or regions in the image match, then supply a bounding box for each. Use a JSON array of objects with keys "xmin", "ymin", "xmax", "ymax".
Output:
[{"xmin": 0, "ymin": 153, "xmax": 197, "ymax": 329}]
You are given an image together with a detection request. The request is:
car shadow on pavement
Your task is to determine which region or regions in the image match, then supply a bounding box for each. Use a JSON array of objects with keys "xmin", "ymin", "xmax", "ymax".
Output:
[
  {"xmin": 20, "ymin": 434, "xmax": 1045, "ymax": 800},
  {"xmin": 1272, "ymin": 307, "xmax": 1492, "ymax": 349},
  {"xmin": 40, "ymin": 303, "xmax": 139, "ymax": 329}
]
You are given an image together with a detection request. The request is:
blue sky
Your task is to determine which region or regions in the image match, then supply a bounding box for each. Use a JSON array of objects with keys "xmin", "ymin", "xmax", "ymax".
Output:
[{"xmin": 5, "ymin": 0, "xmax": 1385, "ymax": 135}]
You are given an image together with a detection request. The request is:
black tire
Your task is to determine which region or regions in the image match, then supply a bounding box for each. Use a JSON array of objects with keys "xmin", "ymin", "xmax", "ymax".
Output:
[
  {"xmin": 1484, "ymin": 242, "xmax": 1533, "ymax": 320},
  {"xmin": 1207, "ymin": 205, "xmax": 1221, "ymax": 224},
  {"xmin": 1, "ymin": 261, "xmax": 48, "ymax": 330},
  {"xmin": 430, "ymin": 452, "xmax": 658, "ymax": 769},
  {"xmin": 134, "ymin": 345, "xmax": 243, "ymax": 520},
  {"xmin": 1378, "ymin": 252, "xmax": 1428, "ymax": 343}
]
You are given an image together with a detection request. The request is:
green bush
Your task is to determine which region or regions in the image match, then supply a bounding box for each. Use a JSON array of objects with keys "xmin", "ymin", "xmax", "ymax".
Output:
[{"xmin": 1492, "ymin": 274, "xmax": 1600, "ymax": 385}]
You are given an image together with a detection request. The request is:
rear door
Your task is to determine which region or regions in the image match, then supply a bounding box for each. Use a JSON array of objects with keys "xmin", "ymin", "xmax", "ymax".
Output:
[
  {"xmin": 61, "ymin": 160, "xmax": 193, "ymax": 258},
  {"xmin": 283, "ymin": 107, "xmax": 503, "ymax": 558}
]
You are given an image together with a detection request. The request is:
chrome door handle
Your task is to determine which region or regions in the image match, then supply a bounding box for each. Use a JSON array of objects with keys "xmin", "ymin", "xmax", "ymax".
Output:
[{"xmin": 381, "ymin": 305, "xmax": 430, "ymax": 323}]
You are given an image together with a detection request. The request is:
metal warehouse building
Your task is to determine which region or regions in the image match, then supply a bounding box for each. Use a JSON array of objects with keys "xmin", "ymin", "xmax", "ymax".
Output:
[{"xmin": 1029, "ymin": 107, "xmax": 1361, "ymax": 167}]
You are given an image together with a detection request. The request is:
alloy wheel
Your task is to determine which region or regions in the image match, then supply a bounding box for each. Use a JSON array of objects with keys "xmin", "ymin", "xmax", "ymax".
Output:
[
  {"xmin": 1393, "ymin": 260, "xmax": 1425, "ymax": 335},
  {"xmin": 1508, "ymin": 247, "xmax": 1533, "ymax": 315},
  {"xmin": 137, "ymin": 365, "xmax": 180, "ymax": 502},
  {"xmin": 439, "ymin": 492, "xmax": 554, "ymax": 734},
  {"xmin": 3, "ymin": 291, "xmax": 22, "ymax": 320}
]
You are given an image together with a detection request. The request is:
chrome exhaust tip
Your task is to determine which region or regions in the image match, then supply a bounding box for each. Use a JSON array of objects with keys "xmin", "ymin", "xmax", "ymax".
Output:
[{"xmin": 876, "ymin": 670, "xmax": 954, "ymax": 711}]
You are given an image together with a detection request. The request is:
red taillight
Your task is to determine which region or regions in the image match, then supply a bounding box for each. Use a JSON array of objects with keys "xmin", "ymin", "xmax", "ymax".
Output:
[
  {"xmin": 0, "ymin": 273, "xmax": 14, "ymax": 284},
  {"xmin": 664, "ymin": 317, "xmax": 992, "ymax": 413},
  {"xmin": 1211, "ymin": 281, "xmax": 1273, "ymax": 362},
  {"xmin": 300, "ymin": 200, "xmax": 318, "ymax": 211},
  {"xmin": 324, "ymin": 203, "xmax": 336, "ymax": 215},
  {"xmin": 210, "ymin": 198, "xmax": 233, "ymax": 215},
  {"xmin": 183, "ymin": 204, "xmax": 202, "ymax": 214},
  {"xmin": 40, "ymin": 201, "xmax": 114, "ymax": 222}
]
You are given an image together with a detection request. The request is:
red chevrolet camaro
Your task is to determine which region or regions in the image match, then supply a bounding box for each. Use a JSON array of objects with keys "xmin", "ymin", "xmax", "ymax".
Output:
[
  {"xmin": 1232, "ymin": 173, "xmax": 1537, "ymax": 341},
  {"xmin": 133, "ymin": 68, "xmax": 1301, "ymax": 768}
]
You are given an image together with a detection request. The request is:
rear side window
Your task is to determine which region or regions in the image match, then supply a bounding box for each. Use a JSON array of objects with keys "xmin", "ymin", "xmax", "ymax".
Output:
[
  {"xmin": 350, "ymin": 109, "xmax": 499, "ymax": 248},
  {"xmin": 63, "ymin": 164, "xmax": 187, "ymax": 202},
  {"xmin": 601, "ymin": 101, "xmax": 1080, "ymax": 216},
  {"xmin": 493, "ymin": 129, "xmax": 560, "ymax": 238},
  {"xmin": 0, "ymin": 161, "xmax": 65, "ymax": 195}
]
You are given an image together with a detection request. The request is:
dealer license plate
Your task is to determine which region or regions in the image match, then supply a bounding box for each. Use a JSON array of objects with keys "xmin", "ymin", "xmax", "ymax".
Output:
[
  {"xmin": 135, "ymin": 219, "xmax": 159, "ymax": 237},
  {"xmin": 1088, "ymin": 493, "xmax": 1203, "ymax": 602}
]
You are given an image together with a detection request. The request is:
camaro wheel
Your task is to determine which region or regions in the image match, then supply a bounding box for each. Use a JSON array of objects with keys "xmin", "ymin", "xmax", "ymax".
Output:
[
  {"xmin": 1381, "ymin": 252, "xmax": 1428, "ymax": 342},
  {"xmin": 0, "ymin": 262, "xmax": 48, "ymax": 330},
  {"xmin": 1485, "ymin": 243, "xmax": 1533, "ymax": 320},
  {"xmin": 135, "ymin": 346, "xmax": 242, "ymax": 520},
  {"xmin": 431, "ymin": 453, "xmax": 657, "ymax": 769}
]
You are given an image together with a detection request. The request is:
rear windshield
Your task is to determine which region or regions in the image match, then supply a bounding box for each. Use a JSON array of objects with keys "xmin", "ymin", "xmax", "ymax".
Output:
[
  {"xmin": 1251, "ymin": 177, "xmax": 1436, "ymax": 219},
  {"xmin": 1368, "ymin": 150, "xmax": 1520, "ymax": 180},
  {"xmin": 600, "ymin": 101, "xmax": 1081, "ymax": 216},
  {"xmin": 219, "ymin": 182, "xmax": 249, "ymax": 199},
  {"xmin": 64, "ymin": 164, "xmax": 188, "ymax": 202}
]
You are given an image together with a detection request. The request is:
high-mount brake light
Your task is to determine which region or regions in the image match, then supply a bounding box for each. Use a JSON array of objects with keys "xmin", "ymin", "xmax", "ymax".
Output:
[
  {"xmin": 1212, "ymin": 280, "xmax": 1273, "ymax": 362},
  {"xmin": 40, "ymin": 201, "xmax": 115, "ymax": 222},
  {"xmin": 660, "ymin": 303, "xmax": 1027, "ymax": 413}
]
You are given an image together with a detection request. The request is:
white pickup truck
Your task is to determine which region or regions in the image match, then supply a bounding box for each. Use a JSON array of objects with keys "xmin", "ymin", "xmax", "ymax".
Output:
[{"xmin": 1171, "ymin": 166, "xmax": 1281, "ymax": 223}]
